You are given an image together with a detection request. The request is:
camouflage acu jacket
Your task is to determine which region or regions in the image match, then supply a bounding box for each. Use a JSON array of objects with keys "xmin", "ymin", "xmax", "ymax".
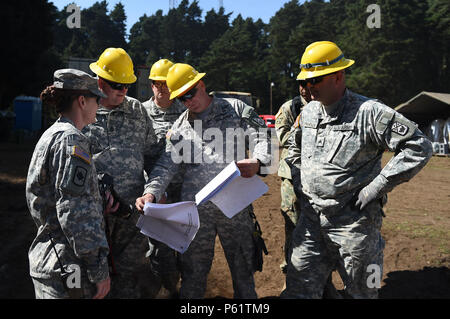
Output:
[
  {"xmin": 286, "ymin": 89, "xmax": 432, "ymax": 215},
  {"xmin": 26, "ymin": 117, "xmax": 109, "ymax": 283},
  {"xmin": 144, "ymin": 97, "xmax": 272, "ymax": 202},
  {"xmin": 142, "ymin": 97, "xmax": 186, "ymax": 183},
  {"xmin": 275, "ymin": 96, "xmax": 307, "ymax": 179},
  {"xmin": 83, "ymin": 96, "xmax": 157, "ymax": 203}
]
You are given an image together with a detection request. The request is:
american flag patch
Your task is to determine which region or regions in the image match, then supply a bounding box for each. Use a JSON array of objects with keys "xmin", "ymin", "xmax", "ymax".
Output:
[{"xmin": 72, "ymin": 146, "xmax": 91, "ymax": 164}]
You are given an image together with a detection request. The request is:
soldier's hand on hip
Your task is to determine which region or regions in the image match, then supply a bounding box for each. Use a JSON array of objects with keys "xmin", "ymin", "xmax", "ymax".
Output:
[
  {"xmin": 135, "ymin": 193, "xmax": 155, "ymax": 211},
  {"xmin": 355, "ymin": 184, "xmax": 379, "ymax": 211},
  {"xmin": 236, "ymin": 158, "xmax": 260, "ymax": 178}
]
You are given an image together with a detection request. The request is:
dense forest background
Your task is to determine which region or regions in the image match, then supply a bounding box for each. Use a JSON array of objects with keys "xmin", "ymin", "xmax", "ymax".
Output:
[{"xmin": 2, "ymin": 0, "xmax": 449, "ymax": 114}]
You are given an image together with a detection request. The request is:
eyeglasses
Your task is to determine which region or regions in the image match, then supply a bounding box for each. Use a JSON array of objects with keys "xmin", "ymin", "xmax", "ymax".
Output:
[
  {"xmin": 152, "ymin": 81, "xmax": 167, "ymax": 89},
  {"xmin": 102, "ymin": 78, "xmax": 130, "ymax": 91},
  {"xmin": 299, "ymin": 72, "xmax": 337, "ymax": 87},
  {"xmin": 178, "ymin": 86, "xmax": 198, "ymax": 102}
]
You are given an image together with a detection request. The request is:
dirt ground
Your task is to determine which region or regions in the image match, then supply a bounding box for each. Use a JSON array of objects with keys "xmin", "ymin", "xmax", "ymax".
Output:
[{"xmin": 0, "ymin": 139, "xmax": 449, "ymax": 299}]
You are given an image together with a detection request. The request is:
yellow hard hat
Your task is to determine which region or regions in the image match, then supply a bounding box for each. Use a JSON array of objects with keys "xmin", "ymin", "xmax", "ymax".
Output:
[
  {"xmin": 166, "ymin": 63, "xmax": 205, "ymax": 100},
  {"xmin": 296, "ymin": 41, "xmax": 354, "ymax": 80},
  {"xmin": 149, "ymin": 59, "xmax": 174, "ymax": 81},
  {"xmin": 90, "ymin": 48, "xmax": 137, "ymax": 84}
]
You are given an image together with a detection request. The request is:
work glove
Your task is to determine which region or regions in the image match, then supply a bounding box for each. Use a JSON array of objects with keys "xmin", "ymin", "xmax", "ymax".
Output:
[{"xmin": 355, "ymin": 176, "xmax": 387, "ymax": 211}]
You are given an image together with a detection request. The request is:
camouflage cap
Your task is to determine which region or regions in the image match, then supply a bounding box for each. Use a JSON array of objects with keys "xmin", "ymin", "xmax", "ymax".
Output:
[{"xmin": 53, "ymin": 68, "xmax": 107, "ymax": 98}]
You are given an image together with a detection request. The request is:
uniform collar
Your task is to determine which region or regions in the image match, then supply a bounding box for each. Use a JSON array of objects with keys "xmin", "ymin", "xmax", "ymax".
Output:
[
  {"xmin": 58, "ymin": 116, "xmax": 76, "ymax": 127},
  {"xmin": 151, "ymin": 97, "xmax": 186, "ymax": 115},
  {"xmin": 300, "ymin": 95, "xmax": 308, "ymax": 106},
  {"xmin": 320, "ymin": 89, "xmax": 349, "ymax": 124},
  {"xmin": 187, "ymin": 97, "xmax": 219, "ymax": 121},
  {"xmin": 151, "ymin": 96, "xmax": 169, "ymax": 113},
  {"xmin": 97, "ymin": 96, "xmax": 132, "ymax": 114}
]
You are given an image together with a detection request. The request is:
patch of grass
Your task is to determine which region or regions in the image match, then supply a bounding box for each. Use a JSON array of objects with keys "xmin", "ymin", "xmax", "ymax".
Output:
[
  {"xmin": 383, "ymin": 219, "xmax": 450, "ymax": 255},
  {"xmin": 424, "ymin": 165, "xmax": 450, "ymax": 172},
  {"xmin": 438, "ymin": 243, "xmax": 450, "ymax": 256}
]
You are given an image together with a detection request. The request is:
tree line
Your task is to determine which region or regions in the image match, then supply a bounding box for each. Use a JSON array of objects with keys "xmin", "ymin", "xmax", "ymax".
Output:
[{"xmin": 2, "ymin": 0, "xmax": 449, "ymax": 114}]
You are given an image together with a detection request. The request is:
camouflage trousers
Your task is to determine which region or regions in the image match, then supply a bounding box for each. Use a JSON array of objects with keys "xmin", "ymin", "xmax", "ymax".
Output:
[
  {"xmin": 280, "ymin": 178, "xmax": 300, "ymax": 273},
  {"xmin": 281, "ymin": 196, "xmax": 385, "ymax": 299},
  {"xmin": 179, "ymin": 203, "xmax": 257, "ymax": 299},
  {"xmin": 32, "ymin": 271, "xmax": 96, "ymax": 299},
  {"xmin": 106, "ymin": 213, "xmax": 159, "ymax": 299},
  {"xmin": 147, "ymin": 183, "xmax": 182, "ymax": 297},
  {"xmin": 147, "ymin": 238, "xmax": 180, "ymax": 297}
]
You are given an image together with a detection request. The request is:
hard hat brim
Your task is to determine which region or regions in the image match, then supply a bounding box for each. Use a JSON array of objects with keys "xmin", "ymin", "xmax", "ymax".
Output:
[
  {"xmin": 149, "ymin": 76, "xmax": 167, "ymax": 81},
  {"xmin": 169, "ymin": 72, "xmax": 206, "ymax": 100},
  {"xmin": 296, "ymin": 58, "xmax": 355, "ymax": 80},
  {"xmin": 89, "ymin": 62, "xmax": 137, "ymax": 84}
]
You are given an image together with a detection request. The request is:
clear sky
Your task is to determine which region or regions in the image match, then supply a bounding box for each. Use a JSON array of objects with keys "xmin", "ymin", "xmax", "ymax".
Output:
[{"xmin": 50, "ymin": 0, "xmax": 296, "ymax": 34}]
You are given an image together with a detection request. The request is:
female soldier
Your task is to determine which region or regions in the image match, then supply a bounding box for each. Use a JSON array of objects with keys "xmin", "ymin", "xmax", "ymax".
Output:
[{"xmin": 26, "ymin": 69, "xmax": 117, "ymax": 299}]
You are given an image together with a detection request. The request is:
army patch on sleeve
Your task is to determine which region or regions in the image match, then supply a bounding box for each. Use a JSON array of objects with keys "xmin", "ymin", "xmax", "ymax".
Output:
[
  {"xmin": 73, "ymin": 166, "xmax": 88, "ymax": 187},
  {"xmin": 391, "ymin": 122, "xmax": 409, "ymax": 136},
  {"xmin": 71, "ymin": 146, "xmax": 91, "ymax": 164},
  {"xmin": 60, "ymin": 156, "xmax": 91, "ymax": 195}
]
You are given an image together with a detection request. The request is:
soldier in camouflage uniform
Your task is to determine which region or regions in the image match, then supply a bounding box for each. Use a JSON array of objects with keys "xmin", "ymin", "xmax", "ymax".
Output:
[
  {"xmin": 281, "ymin": 41, "xmax": 432, "ymax": 299},
  {"xmin": 142, "ymin": 59, "xmax": 186, "ymax": 298},
  {"xmin": 26, "ymin": 69, "xmax": 113, "ymax": 299},
  {"xmin": 83, "ymin": 48, "xmax": 159, "ymax": 298},
  {"xmin": 275, "ymin": 86, "xmax": 310, "ymax": 274},
  {"xmin": 136, "ymin": 63, "xmax": 272, "ymax": 299},
  {"xmin": 277, "ymin": 83, "xmax": 340, "ymax": 298}
]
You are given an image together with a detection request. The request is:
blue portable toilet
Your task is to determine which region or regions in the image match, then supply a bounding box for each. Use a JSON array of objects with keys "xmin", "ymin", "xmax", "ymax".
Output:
[{"xmin": 13, "ymin": 96, "xmax": 42, "ymax": 131}]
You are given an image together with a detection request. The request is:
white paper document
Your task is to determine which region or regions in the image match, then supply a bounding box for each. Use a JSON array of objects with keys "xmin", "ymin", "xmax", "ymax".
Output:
[
  {"xmin": 194, "ymin": 161, "xmax": 242, "ymax": 206},
  {"xmin": 136, "ymin": 201, "xmax": 200, "ymax": 253},
  {"xmin": 195, "ymin": 161, "xmax": 269, "ymax": 218},
  {"xmin": 208, "ymin": 173, "xmax": 269, "ymax": 218},
  {"xmin": 136, "ymin": 161, "xmax": 268, "ymax": 252}
]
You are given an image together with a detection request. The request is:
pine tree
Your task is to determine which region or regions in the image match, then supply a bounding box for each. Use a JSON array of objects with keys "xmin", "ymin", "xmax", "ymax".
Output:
[
  {"xmin": 199, "ymin": 15, "xmax": 269, "ymax": 111},
  {"xmin": 1, "ymin": 0, "xmax": 58, "ymax": 107},
  {"xmin": 426, "ymin": 0, "xmax": 450, "ymax": 91},
  {"xmin": 128, "ymin": 11, "xmax": 165, "ymax": 66},
  {"xmin": 110, "ymin": 2, "xmax": 128, "ymax": 48}
]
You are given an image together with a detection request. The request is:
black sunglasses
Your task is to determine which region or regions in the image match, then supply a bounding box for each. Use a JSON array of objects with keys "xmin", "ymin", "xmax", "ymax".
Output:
[
  {"xmin": 178, "ymin": 86, "xmax": 198, "ymax": 102},
  {"xmin": 102, "ymin": 78, "xmax": 130, "ymax": 91},
  {"xmin": 299, "ymin": 71, "xmax": 338, "ymax": 87},
  {"xmin": 152, "ymin": 81, "xmax": 167, "ymax": 89}
]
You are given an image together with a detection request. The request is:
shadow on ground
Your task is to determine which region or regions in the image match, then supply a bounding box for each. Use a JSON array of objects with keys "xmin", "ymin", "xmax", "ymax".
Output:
[{"xmin": 380, "ymin": 267, "xmax": 450, "ymax": 299}]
